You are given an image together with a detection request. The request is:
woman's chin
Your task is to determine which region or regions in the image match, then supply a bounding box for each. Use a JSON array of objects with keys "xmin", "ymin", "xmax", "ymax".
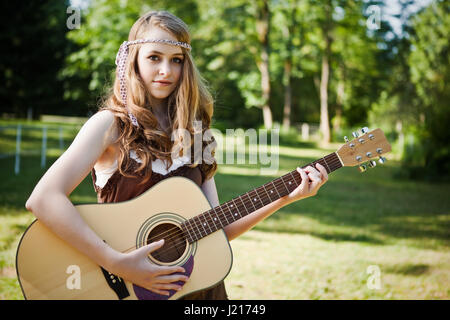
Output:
[{"xmin": 149, "ymin": 91, "xmax": 171, "ymax": 100}]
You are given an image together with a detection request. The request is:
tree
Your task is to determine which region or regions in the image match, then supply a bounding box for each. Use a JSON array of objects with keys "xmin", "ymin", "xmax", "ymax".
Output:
[
  {"xmin": 408, "ymin": 0, "xmax": 450, "ymax": 178},
  {"xmin": 319, "ymin": 0, "xmax": 333, "ymax": 144},
  {"xmin": 62, "ymin": 0, "xmax": 199, "ymax": 115},
  {"xmin": 255, "ymin": 0, "xmax": 273, "ymax": 129},
  {"xmin": 0, "ymin": 1, "xmax": 71, "ymax": 118}
]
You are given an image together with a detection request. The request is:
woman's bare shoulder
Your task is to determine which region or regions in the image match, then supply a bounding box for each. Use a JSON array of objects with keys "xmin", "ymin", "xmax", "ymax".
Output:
[
  {"xmin": 87, "ymin": 110, "xmax": 119, "ymax": 142},
  {"xmin": 86, "ymin": 110, "xmax": 121, "ymax": 167}
]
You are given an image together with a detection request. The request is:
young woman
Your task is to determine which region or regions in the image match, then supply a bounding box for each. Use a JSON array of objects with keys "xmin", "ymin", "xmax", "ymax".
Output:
[{"xmin": 25, "ymin": 11, "xmax": 328, "ymax": 300}]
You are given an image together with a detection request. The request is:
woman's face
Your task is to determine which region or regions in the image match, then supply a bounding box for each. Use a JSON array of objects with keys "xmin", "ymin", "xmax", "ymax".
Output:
[{"xmin": 137, "ymin": 27, "xmax": 184, "ymax": 104}]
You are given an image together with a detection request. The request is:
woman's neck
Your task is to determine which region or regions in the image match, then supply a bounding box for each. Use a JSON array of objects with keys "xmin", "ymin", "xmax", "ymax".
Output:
[
  {"xmin": 150, "ymin": 97, "xmax": 168, "ymax": 115},
  {"xmin": 150, "ymin": 101, "xmax": 170, "ymax": 133}
]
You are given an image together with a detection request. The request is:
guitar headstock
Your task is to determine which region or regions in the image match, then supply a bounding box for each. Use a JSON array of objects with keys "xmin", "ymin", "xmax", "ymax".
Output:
[{"xmin": 336, "ymin": 127, "xmax": 391, "ymax": 172}]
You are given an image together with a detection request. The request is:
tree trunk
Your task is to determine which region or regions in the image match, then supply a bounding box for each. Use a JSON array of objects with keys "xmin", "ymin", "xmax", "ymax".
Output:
[
  {"xmin": 256, "ymin": 0, "xmax": 272, "ymax": 129},
  {"xmin": 333, "ymin": 77, "xmax": 344, "ymax": 134},
  {"xmin": 320, "ymin": 2, "xmax": 332, "ymax": 144},
  {"xmin": 282, "ymin": 7, "xmax": 297, "ymax": 131},
  {"xmin": 320, "ymin": 53, "xmax": 331, "ymax": 144},
  {"xmin": 282, "ymin": 58, "xmax": 292, "ymax": 130}
]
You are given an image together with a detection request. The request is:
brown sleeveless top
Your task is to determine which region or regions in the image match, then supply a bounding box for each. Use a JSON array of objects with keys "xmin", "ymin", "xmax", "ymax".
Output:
[{"xmin": 91, "ymin": 162, "xmax": 228, "ymax": 300}]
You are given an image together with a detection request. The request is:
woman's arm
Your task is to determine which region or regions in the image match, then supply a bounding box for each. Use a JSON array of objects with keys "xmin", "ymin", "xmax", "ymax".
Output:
[
  {"xmin": 201, "ymin": 164, "xmax": 328, "ymax": 241},
  {"xmin": 25, "ymin": 111, "xmax": 187, "ymax": 295},
  {"xmin": 26, "ymin": 111, "xmax": 120, "ymax": 267}
]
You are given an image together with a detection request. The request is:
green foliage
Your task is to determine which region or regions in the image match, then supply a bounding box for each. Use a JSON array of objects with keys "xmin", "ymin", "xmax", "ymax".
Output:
[
  {"xmin": 368, "ymin": 0, "xmax": 450, "ymax": 181},
  {"xmin": 2, "ymin": 0, "xmax": 448, "ymax": 179},
  {"xmin": 0, "ymin": 1, "xmax": 72, "ymax": 117},
  {"xmin": 407, "ymin": 0, "xmax": 450, "ymax": 180}
]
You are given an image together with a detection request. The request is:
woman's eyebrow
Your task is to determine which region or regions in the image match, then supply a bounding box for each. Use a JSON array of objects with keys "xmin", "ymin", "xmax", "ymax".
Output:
[{"xmin": 147, "ymin": 50, "xmax": 184, "ymax": 56}]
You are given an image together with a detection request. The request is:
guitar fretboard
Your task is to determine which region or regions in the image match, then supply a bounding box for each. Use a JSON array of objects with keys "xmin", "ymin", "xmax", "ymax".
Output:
[{"xmin": 181, "ymin": 152, "xmax": 342, "ymax": 243}]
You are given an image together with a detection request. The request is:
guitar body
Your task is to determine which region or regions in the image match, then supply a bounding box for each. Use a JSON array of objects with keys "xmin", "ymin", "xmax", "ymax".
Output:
[{"xmin": 16, "ymin": 177, "xmax": 233, "ymax": 300}]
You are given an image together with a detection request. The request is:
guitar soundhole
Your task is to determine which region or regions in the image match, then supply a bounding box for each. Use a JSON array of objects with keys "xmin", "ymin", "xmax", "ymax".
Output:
[{"xmin": 147, "ymin": 223, "xmax": 187, "ymax": 263}]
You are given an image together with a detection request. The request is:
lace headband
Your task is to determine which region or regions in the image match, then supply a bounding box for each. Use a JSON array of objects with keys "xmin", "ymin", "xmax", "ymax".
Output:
[{"xmin": 115, "ymin": 39, "xmax": 192, "ymax": 127}]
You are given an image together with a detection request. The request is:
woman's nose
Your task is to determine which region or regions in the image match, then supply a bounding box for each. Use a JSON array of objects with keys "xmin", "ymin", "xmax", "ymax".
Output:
[{"xmin": 159, "ymin": 60, "xmax": 171, "ymax": 76}]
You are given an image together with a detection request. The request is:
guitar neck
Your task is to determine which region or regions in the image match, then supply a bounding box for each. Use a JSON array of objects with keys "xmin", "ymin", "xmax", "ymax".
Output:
[{"xmin": 181, "ymin": 152, "xmax": 343, "ymax": 243}]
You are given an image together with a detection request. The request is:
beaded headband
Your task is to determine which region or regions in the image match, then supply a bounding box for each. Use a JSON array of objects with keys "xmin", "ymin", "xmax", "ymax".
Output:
[{"xmin": 115, "ymin": 38, "xmax": 192, "ymax": 127}]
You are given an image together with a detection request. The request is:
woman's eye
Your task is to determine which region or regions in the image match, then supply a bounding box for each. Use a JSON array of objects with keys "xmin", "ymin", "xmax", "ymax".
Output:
[{"xmin": 148, "ymin": 55, "xmax": 183, "ymax": 64}]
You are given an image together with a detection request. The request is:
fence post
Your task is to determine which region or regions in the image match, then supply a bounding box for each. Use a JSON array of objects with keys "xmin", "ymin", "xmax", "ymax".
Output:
[
  {"xmin": 301, "ymin": 123, "xmax": 310, "ymax": 141},
  {"xmin": 59, "ymin": 126, "xmax": 64, "ymax": 151},
  {"xmin": 41, "ymin": 126, "xmax": 47, "ymax": 169},
  {"xmin": 15, "ymin": 124, "xmax": 22, "ymax": 175}
]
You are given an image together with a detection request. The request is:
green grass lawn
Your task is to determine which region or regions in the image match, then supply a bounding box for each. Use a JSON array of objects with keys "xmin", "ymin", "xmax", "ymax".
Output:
[{"xmin": 0, "ymin": 121, "xmax": 449, "ymax": 300}]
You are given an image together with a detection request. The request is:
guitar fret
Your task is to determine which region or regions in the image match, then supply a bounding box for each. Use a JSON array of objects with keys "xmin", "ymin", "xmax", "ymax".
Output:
[
  {"xmin": 191, "ymin": 216, "xmax": 202, "ymax": 240},
  {"xmin": 231, "ymin": 198, "xmax": 242, "ymax": 219},
  {"xmin": 228, "ymin": 201, "xmax": 241, "ymax": 220},
  {"xmin": 210, "ymin": 209, "xmax": 221, "ymax": 229},
  {"xmin": 206, "ymin": 210, "xmax": 217, "ymax": 232},
  {"xmin": 322, "ymin": 156, "xmax": 331, "ymax": 173},
  {"xmin": 289, "ymin": 171, "xmax": 299, "ymax": 187},
  {"xmin": 262, "ymin": 183, "xmax": 274, "ymax": 202},
  {"xmin": 272, "ymin": 181, "xmax": 281, "ymax": 198},
  {"xmin": 190, "ymin": 216, "xmax": 200, "ymax": 239},
  {"xmin": 254, "ymin": 189, "xmax": 265, "ymax": 208},
  {"xmin": 239, "ymin": 196, "xmax": 250, "ymax": 216},
  {"xmin": 223, "ymin": 202, "xmax": 234, "ymax": 222},
  {"xmin": 219, "ymin": 204, "xmax": 230, "ymax": 225},
  {"xmin": 199, "ymin": 214, "xmax": 209, "ymax": 234},
  {"xmin": 246, "ymin": 193, "xmax": 257, "ymax": 211},
  {"xmin": 181, "ymin": 223, "xmax": 193, "ymax": 243},
  {"xmin": 256, "ymin": 186, "xmax": 271, "ymax": 206},
  {"xmin": 249, "ymin": 190, "xmax": 262, "ymax": 210},
  {"xmin": 197, "ymin": 215, "xmax": 208, "ymax": 237},
  {"xmin": 188, "ymin": 221, "xmax": 196, "ymax": 243},
  {"xmin": 279, "ymin": 176, "xmax": 290, "ymax": 194}
]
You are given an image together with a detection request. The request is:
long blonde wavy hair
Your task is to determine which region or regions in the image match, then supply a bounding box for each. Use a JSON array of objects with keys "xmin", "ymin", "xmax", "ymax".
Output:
[{"xmin": 99, "ymin": 11, "xmax": 217, "ymax": 183}]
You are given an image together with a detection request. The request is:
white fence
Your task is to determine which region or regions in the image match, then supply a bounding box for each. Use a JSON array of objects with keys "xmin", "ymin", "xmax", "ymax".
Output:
[
  {"xmin": 294, "ymin": 122, "xmax": 320, "ymax": 141},
  {"xmin": 0, "ymin": 124, "xmax": 81, "ymax": 175},
  {"xmin": 1, "ymin": 121, "xmax": 320, "ymax": 175}
]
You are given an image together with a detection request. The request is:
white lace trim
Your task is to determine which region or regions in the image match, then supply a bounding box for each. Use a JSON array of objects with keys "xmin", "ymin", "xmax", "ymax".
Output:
[{"xmin": 94, "ymin": 151, "xmax": 191, "ymax": 188}]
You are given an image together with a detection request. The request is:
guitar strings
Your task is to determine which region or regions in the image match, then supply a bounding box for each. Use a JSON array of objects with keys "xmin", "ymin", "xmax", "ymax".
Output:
[
  {"xmin": 120, "ymin": 159, "xmax": 343, "ymax": 256},
  {"xmin": 157, "ymin": 155, "xmax": 342, "ymax": 244},
  {"xmin": 182, "ymin": 155, "xmax": 342, "ymax": 240},
  {"xmin": 119, "ymin": 155, "xmax": 342, "ymax": 252},
  {"xmin": 121, "ymin": 155, "xmax": 343, "ymax": 254},
  {"xmin": 124, "ymin": 155, "xmax": 343, "ymax": 253},
  {"xmin": 117, "ymin": 156, "xmax": 343, "ymax": 256}
]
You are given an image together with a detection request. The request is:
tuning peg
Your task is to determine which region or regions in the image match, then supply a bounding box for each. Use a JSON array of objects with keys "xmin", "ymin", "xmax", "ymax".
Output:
[
  {"xmin": 361, "ymin": 127, "xmax": 370, "ymax": 134},
  {"xmin": 352, "ymin": 131, "xmax": 359, "ymax": 138},
  {"xmin": 378, "ymin": 156, "xmax": 387, "ymax": 164},
  {"xmin": 359, "ymin": 164, "xmax": 368, "ymax": 172},
  {"xmin": 368, "ymin": 160, "xmax": 377, "ymax": 168},
  {"xmin": 344, "ymin": 136, "xmax": 349, "ymax": 142}
]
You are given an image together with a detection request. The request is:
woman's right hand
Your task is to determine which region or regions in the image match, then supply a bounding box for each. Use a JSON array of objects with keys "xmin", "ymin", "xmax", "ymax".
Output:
[{"xmin": 111, "ymin": 239, "xmax": 189, "ymax": 296}]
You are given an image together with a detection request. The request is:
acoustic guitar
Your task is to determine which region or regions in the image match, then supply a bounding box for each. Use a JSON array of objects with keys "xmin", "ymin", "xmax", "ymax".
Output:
[{"xmin": 16, "ymin": 127, "xmax": 391, "ymax": 300}]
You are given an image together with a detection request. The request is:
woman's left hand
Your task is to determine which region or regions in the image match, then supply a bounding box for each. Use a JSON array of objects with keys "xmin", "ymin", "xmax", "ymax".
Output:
[{"xmin": 284, "ymin": 163, "xmax": 329, "ymax": 205}]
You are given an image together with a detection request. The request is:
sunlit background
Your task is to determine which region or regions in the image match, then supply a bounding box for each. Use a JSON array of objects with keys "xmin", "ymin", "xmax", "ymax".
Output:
[{"xmin": 0, "ymin": 0, "xmax": 448, "ymax": 300}]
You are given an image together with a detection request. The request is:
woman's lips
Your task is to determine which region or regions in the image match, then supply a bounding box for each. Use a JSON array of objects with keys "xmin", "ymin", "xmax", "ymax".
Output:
[{"xmin": 153, "ymin": 81, "xmax": 172, "ymax": 86}]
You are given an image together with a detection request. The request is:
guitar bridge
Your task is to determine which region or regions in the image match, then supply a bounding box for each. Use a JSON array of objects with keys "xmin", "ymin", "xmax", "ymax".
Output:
[{"xmin": 99, "ymin": 266, "xmax": 130, "ymax": 300}]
